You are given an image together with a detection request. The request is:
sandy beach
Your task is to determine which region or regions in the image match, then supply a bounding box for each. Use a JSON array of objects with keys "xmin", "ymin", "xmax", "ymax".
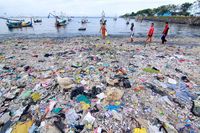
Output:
[{"xmin": 0, "ymin": 36, "xmax": 200, "ymax": 132}]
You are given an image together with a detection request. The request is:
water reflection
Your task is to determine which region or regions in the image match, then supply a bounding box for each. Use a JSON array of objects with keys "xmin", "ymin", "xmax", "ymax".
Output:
[
  {"xmin": 56, "ymin": 25, "xmax": 66, "ymax": 33},
  {"xmin": 8, "ymin": 27, "xmax": 34, "ymax": 32}
]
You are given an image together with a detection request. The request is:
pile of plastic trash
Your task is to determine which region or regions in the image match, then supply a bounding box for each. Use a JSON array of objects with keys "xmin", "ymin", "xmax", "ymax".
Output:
[{"xmin": 0, "ymin": 37, "xmax": 200, "ymax": 133}]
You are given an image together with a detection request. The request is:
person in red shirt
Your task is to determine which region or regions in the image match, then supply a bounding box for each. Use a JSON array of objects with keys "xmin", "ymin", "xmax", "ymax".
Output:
[
  {"xmin": 145, "ymin": 23, "xmax": 154, "ymax": 44},
  {"xmin": 100, "ymin": 23, "xmax": 107, "ymax": 39},
  {"xmin": 161, "ymin": 22, "xmax": 169, "ymax": 44}
]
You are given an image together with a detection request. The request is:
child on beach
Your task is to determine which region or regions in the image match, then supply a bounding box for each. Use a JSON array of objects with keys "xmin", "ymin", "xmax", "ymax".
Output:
[
  {"xmin": 161, "ymin": 22, "xmax": 169, "ymax": 44},
  {"xmin": 146, "ymin": 23, "xmax": 154, "ymax": 44},
  {"xmin": 130, "ymin": 23, "xmax": 134, "ymax": 42},
  {"xmin": 100, "ymin": 23, "xmax": 107, "ymax": 39}
]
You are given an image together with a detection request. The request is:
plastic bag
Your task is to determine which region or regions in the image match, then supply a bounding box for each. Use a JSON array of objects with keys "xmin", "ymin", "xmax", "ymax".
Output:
[{"xmin": 105, "ymin": 31, "xmax": 108, "ymax": 36}]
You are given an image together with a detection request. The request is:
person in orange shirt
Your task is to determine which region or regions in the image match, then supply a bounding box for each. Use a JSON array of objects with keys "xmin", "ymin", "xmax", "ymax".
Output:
[
  {"xmin": 100, "ymin": 23, "xmax": 107, "ymax": 39},
  {"xmin": 145, "ymin": 23, "xmax": 154, "ymax": 44}
]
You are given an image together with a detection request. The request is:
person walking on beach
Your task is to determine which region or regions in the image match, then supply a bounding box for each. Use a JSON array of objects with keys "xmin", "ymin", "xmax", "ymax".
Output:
[
  {"xmin": 130, "ymin": 23, "xmax": 135, "ymax": 42},
  {"xmin": 161, "ymin": 22, "xmax": 169, "ymax": 44},
  {"xmin": 100, "ymin": 23, "xmax": 107, "ymax": 39},
  {"xmin": 145, "ymin": 23, "xmax": 154, "ymax": 44}
]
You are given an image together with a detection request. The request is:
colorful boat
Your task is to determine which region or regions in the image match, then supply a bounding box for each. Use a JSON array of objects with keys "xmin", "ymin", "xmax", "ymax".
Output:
[
  {"xmin": 6, "ymin": 19, "xmax": 32, "ymax": 29},
  {"xmin": 48, "ymin": 13, "xmax": 67, "ymax": 27}
]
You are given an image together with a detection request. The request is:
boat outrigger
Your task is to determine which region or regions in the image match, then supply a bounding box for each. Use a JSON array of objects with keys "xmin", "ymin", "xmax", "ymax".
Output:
[{"xmin": 48, "ymin": 13, "xmax": 67, "ymax": 27}]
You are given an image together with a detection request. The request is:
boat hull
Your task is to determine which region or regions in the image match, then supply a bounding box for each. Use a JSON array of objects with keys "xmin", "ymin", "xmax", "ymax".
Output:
[{"xmin": 56, "ymin": 20, "xmax": 67, "ymax": 27}]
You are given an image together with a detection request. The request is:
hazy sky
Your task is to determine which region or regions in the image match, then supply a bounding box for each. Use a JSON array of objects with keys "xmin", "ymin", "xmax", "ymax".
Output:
[{"xmin": 0, "ymin": 0, "xmax": 196, "ymax": 17}]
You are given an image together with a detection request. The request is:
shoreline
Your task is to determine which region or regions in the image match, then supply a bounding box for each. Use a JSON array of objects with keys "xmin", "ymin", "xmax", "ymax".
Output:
[
  {"xmin": 1, "ymin": 36, "xmax": 200, "ymax": 47},
  {"xmin": 1, "ymin": 33, "xmax": 200, "ymax": 40},
  {"xmin": 122, "ymin": 16, "xmax": 200, "ymax": 26},
  {"xmin": 142, "ymin": 16, "xmax": 200, "ymax": 26}
]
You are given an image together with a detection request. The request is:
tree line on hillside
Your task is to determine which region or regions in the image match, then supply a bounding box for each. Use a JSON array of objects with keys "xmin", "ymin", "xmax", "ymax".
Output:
[{"xmin": 122, "ymin": 0, "xmax": 200, "ymax": 17}]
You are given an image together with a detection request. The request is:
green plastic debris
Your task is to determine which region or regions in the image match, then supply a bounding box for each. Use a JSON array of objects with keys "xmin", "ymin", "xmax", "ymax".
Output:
[
  {"xmin": 21, "ymin": 90, "xmax": 32, "ymax": 99},
  {"xmin": 103, "ymin": 63, "xmax": 110, "ymax": 67},
  {"xmin": 143, "ymin": 68, "xmax": 160, "ymax": 74},
  {"xmin": 76, "ymin": 95, "xmax": 91, "ymax": 104},
  {"xmin": 52, "ymin": 108, "xmax": 62, "ymax": 114}
]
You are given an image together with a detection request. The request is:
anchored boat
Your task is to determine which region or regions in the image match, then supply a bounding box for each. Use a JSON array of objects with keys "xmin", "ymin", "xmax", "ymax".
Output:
[
  {"xmin": 126, "ymin": 18, "xmax": 130, "ymax": 25},
  {"xmin": 6, "ymin": 19, "xmax": 32, "ymax": 29},
  {"xmin": 81, "ymin": 17, "xmax": 88, "ymax": 24},
  {"xmin": 34, "ymin": 19, "xmax": 42, "ymax": 23},
  {"xmin": 100, "ymin": 11, "xmax": 107, "ymax": 25},
  {"xmin": 78, "ymin": 27, "xmax": 86, "ymax": 31},
  {"xmin": 0, "ymin": 17, "xmax": 33, "ymax": 29},
  {"xmin": 113, "ymin": 15, "xmax": 117, "ymax": 21},
  {"xmin": 48, "ymin": 13, "xmax": 67, "ymax": 27}
]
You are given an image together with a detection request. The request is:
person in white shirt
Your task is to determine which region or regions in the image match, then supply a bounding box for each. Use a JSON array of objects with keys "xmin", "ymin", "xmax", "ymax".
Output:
[{"xmin": 130, "ymin": 23, "xmax": 135, "ymax": 42}]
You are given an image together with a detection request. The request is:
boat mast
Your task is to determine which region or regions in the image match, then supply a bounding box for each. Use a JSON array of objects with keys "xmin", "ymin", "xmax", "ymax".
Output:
[{"xmin": 101, "ymin": 11, "xmax": 105, "ymax": 22}]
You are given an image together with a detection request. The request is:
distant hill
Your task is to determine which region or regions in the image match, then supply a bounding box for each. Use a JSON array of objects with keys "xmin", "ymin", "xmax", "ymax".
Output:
[{"xmin": 121, "ymin": 0, "xmax": 200, "ymax": 17}]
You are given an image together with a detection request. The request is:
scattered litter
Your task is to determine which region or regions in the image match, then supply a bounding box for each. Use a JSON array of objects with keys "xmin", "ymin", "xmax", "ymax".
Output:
[{"xmin": 0, "ymin": 38, "xmax": 200, "ymax": 132}]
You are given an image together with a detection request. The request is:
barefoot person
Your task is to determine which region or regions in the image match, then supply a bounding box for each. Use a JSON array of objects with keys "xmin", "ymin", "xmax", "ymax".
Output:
[
  {"xmin": 161, "ymin": 22, "xmax": 169, "ymax": 44},
  {"xmin": 130, "ymin": 23, "xmax": 135, "ymax": 42},
  {"xmin": 100, "ymin": 23, "xmax": 107, "ymax": 39},
  {"xmin": 146, "ymin": 23, "xmax": 154, "ymax": 43}
]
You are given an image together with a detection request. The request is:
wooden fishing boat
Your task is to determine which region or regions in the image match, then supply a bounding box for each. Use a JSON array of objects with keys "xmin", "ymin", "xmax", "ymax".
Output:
[
  {"xmin": 68, "ymin": 18, "xmax": 72, "ymax": 22},
  {"xmin": 81, "ymin": 18, "xmax": 88, "ymax": 24},
  {"xmin": 100, "ymin": 11, "xmax": 107, "ymax": 25},
  {"xmin": 48, "ymin": 13, "xmax": 67, "ymax": 27},
  {"xmin": 1, "ymin": 17, "xmax": 30, "ymax": 28},
  {"xmin": 126, "ymin": 18, "xmax": 130, "ymax": 25},
  {"xmin": 78, "ymin": 27, "xmax": 86, "ymax": 31},
  {"xmin": 6, "ymin": 19, "xmax": 32, "ymax": 29},
  {"xmin": 34, "ymin": 19, "xmax": 42, "ymax": 23}
]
